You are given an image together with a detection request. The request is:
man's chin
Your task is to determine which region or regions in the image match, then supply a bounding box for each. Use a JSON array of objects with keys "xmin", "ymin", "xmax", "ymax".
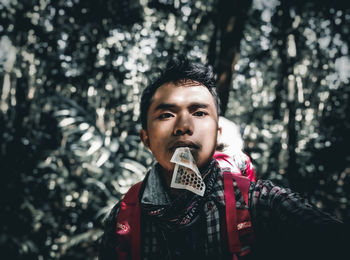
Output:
[
  {"xmin": 197, "ymin": 153, "xmax": 216, "ymax": 172},
  {"xmin": 188, "ymin": 148, "xmax": 199, "ymax": 161},
  {"xmin": 157, "ymin": 162, "xmax": 175, "ymax": 175}
]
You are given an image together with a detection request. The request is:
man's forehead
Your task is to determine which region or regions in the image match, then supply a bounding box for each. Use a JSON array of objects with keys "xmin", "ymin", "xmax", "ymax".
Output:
[
  {"xmin": 151, "ymin": 80, "xmax": 210, "ymax": 100},
  {"xmin": 149, "ymin": 83, "xmax": 214, "ymax": 110}
]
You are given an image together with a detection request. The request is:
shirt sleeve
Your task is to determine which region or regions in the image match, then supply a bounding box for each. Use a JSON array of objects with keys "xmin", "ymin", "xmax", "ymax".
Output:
[
  {"xmin": 247, "ymin": 179, "xmax": 345, "ymax": 260},
  {"xmin": 249, "ymin": 179, "xmax": 341, "ymax": 225},
  {"xmin": 98, "ymin": 202, "xmax": 120, "ymax": 260}
]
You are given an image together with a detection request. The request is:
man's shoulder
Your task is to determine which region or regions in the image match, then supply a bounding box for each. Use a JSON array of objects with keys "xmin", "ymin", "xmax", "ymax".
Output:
[{"xmin": 122, "ymin": 181, "xmax": 143, "ymax": 203}]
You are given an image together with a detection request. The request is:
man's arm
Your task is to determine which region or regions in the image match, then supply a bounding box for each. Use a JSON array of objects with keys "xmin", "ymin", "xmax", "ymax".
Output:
[
  {"xmin": 249, "ymin": 180, "xmax": 341, "ymax": 225},
  {"xmin": 248, "ymin": 180, "xmax": 345, "ymax": 260}
]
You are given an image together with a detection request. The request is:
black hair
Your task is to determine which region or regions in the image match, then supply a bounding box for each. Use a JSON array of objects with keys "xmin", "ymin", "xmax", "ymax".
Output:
[{"xmin": 140, "ymin": 56, "xmax": 220, "ymax": 130}]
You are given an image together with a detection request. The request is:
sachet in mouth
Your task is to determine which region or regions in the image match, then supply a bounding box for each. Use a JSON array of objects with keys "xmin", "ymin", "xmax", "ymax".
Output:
[{"xmin": 170, "ymin": 147, "xmax": 205, "ymax": 196}]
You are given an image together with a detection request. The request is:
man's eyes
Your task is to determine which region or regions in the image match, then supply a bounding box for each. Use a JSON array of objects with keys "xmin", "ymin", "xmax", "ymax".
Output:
[
  {"xmin": 157, "ymin": 111, "xmax": 208, "ymax": 119},
  {"xmin": 158, "ymin": 113, "xmax": 174, "ymax": 119},
  {"xmin": 193, "ymin": 111, "xmax": 208, "ymax": 117}
]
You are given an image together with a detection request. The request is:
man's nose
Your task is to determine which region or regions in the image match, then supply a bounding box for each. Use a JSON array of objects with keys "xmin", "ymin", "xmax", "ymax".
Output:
[{"xmin": 173, "ymin": 113, "xmax": 193, "ymax": 136}]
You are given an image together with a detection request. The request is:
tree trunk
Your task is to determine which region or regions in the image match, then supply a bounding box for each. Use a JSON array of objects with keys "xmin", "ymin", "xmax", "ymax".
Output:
[
  {"xmin": 271, "ymin": 1, "xmax": 299, "ymax": 189},
  {"xmin": 208, "ymin": 0, "xmax": 252, "ymax": 115}
]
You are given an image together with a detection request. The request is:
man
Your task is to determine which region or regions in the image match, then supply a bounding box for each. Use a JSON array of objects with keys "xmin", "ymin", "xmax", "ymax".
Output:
[{"xmin": 99, "ymin": 57, "xmax": 344, "ymax": 260}]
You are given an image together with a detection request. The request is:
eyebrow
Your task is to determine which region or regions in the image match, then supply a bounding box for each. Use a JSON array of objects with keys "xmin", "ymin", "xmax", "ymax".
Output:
[
  {"xmin": 154, "ymin": 103, "xmax": 177, "ymax": 111},
  {"xmin": 188, "ymin": 103, "xmax": 209, "ymax": 110},
  {"xmin": 154, "ymin": 102, "xmax": 209, "ymax": 112}
]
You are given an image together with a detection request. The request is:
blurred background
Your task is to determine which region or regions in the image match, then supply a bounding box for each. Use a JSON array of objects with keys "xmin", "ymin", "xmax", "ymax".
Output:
[{"xmin": 0, "ymin": 0, "xmax": 349, "ymax": 259}]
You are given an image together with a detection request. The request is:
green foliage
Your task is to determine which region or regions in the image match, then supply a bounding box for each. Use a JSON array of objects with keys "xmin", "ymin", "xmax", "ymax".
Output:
[
  {"xmin": 0, "ymin": 0, "xmax": 216, "ymax": 258},
  {"xmin": 0, "ymin": 0, "xmax": 349, "ymax": 259},
  {"xmin": 226, "ymin": 0, "xmax": 350, "ymax": 220}
]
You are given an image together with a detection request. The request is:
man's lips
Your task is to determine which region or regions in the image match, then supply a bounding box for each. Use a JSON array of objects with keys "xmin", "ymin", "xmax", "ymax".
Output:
[{"xmin": 169, "ymin": 140, "xmax": 200, "ymax": 151}]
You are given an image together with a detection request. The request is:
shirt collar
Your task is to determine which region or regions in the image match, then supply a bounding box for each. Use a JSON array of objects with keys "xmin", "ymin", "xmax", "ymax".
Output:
[{"xmin": 140, "ymin": 163, "xmax": 172, "ymax": 206}]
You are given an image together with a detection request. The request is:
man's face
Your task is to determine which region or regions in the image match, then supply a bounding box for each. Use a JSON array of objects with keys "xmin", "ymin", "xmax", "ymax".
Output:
[{"xmin": 140, "ymin": 81, "xmax": 219, "ymax": 174}]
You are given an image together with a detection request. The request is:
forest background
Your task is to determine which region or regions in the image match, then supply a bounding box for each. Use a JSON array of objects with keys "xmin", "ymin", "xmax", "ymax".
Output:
[{"xmin": 0, "ymin": 0, "xmax": 349, "ymax": 259}]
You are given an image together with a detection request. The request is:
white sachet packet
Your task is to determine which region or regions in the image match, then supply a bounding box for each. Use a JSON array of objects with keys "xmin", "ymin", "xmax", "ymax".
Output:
[{"xmin": 170, "ymin": 147, "xmax": 205, "ymax": 196}]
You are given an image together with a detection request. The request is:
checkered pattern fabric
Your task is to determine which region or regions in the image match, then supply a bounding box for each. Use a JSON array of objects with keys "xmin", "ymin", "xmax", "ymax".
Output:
[
  {"xmin": 249, "ymin": 179, "xmax": 341, "ymax": 226},
  {"xmin": 99, "ymin": 159, "xmax": 342, "ymax": 260},
  {"xmin": 140, "ymin": 160, "xmax": 247, "ymax": 259}
]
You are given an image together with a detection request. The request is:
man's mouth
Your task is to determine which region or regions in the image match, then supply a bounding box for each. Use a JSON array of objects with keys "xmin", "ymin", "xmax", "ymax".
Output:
[{"xmin": 169, "ymin": 140, "xmax": 200, "ymax": 151}]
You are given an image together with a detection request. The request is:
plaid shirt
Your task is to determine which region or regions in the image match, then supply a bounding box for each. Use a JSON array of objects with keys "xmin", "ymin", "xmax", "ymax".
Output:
[{"xmin": 99, "ymin": 164, "xmax": 343, "ymax": 260}]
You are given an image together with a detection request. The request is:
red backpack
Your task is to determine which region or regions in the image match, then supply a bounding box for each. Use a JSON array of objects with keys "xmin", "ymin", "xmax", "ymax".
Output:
[{"xmin": 115, "ymin": 171, "xmax": 254, "ymax": 260}]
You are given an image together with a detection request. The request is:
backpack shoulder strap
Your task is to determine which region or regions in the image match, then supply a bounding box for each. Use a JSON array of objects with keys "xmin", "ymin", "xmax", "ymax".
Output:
[
  {"xmin": 232, "ymin": 174, "xmax": 250, "ymax": 206},
  {"xmin": 223, "ymin": 171, "xmax": 254, "ymax": 257},
  {"xmin": 116, "ymin": 181, "xmax": 142, "ymax": 260}
]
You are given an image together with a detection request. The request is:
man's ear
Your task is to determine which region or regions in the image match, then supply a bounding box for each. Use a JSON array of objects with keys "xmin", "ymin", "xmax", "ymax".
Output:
[{"xmin": 140, "ymin": 129, "xmax": 150, "ymax": 149}]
